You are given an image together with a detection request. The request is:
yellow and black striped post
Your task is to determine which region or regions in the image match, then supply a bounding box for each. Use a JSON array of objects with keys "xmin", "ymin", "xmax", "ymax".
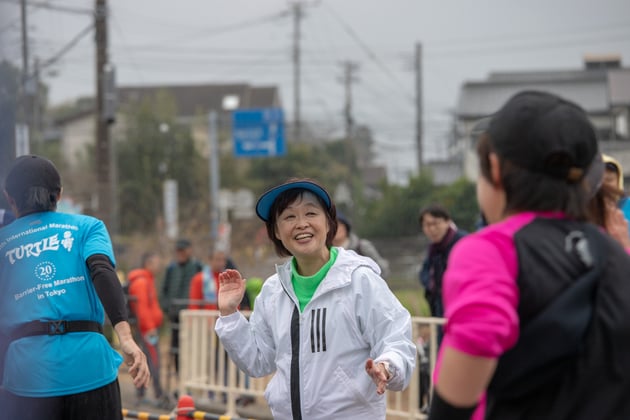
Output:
[{"xmin": 122, "ymin": 408, "xmax": 253, "ymax": 420}]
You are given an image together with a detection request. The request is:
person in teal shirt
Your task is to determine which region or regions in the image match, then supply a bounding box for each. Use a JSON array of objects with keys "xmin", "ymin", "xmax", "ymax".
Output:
[{"xmin": 0, "ymin": 155, "xmax": 150, "ymax": 420}]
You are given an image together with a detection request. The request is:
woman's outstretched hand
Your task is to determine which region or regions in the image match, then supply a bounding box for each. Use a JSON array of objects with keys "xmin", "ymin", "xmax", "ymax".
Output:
[{"xmin": 365, "ymin": 358, "xmax": 390, "ymax": 395}]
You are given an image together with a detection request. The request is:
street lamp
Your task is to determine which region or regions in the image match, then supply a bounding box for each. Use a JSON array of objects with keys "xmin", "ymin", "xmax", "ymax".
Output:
[
  {"xmin": 159, "ymin": 122, "xmax": 178, "ymax": 240},
  {"xmin": 158, "ymin": 123, "xmax": 170, "ymax": 176},
  {"xmin": 208, "ymin": 95, "xmax": 239, "ymax": 242}
]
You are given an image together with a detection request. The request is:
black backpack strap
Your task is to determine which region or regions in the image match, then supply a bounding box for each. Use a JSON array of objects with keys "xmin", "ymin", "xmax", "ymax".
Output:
[{"xmin": 488, "ymin": 223, "xmax": 607, "ymax": 400}]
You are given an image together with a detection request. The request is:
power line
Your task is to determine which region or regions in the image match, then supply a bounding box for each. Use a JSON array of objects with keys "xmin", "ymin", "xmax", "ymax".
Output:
[
  {"xmin": 124, "ymin": 8, "xmax": 291, "ymax": 49},
  {"xmin": 424, "ymin": 18, "xmax": 630, "ymax": 49},
  {"xmin": 38, "ymin": 23, "xmax": 94, "ymax": 74},
  {"xmin": 321, "ymin": 1, "xmax": 414, "ymax": 104},
  {"xmin": 0, "ymin": 0, "xmax": 92, "ymax": 15},
  {"xmin": 424, "ymin": 29, "xmax": 630, "ymax": 58},
  {"xmin": 110, "ymin": 14, "xmax": 145, "ymax": 86}
]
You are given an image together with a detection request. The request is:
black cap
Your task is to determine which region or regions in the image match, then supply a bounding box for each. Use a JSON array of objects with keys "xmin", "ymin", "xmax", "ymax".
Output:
[
  {"xmin": 175, "ymin": 238, "xmax": 192, "ymax": 250},
  {"xmin": 487, "ymin": 91, "xmax": 598, "ymax": 182},
  {"xmin": 4, "ymin": 155, "xmax": 62, "ymax": 198}
]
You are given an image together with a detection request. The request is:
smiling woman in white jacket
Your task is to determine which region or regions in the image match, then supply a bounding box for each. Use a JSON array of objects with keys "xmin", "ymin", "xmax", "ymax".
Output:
[{"xmin": 215, "ymin": 178, "xmax": 416, "ymax": 420}]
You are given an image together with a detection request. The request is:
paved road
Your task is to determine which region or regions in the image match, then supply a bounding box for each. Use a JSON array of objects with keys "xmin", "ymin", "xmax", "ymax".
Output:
[{"xmin": 118, "ymin": 365, "xmax": 273, "ymax": 419}]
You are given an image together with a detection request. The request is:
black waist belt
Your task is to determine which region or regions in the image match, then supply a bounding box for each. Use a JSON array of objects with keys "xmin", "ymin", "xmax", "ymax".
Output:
[{"xmin": 10, "ymin": 320, "xmax": 103, "ymax": 342}]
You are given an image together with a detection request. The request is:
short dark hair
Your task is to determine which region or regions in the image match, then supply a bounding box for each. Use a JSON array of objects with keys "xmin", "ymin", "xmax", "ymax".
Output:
[
  {"xmin": 264, "ymin": 182, "xmax": 338, "ymax": 258},
  {"xmin": 419, "ymin": 204, "xmax": 451, "ymax": 225},
  {"xmin": 9, "ymin": 186, "xmax": 59, "ymax": 215}
]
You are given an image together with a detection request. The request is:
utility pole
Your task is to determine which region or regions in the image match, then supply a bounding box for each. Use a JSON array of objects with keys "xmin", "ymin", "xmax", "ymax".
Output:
[
  {"xmin": 20, "ymin": 0, "xmax": 29, "ymax": 99},
  {"xmin": 339, "ymin": 61, "xmax": 359, "ymax": 169},
  {"xmin": 95, "ymin": 0, "xmax": 112, "ymax": 229},
  {"xmin": 31, "ymin": 57, "xmax": 40, "ymax": 143},
  {"xmin": 415, "ymin": 42, "xmax": 423, "ymax": 174},
  {"xmin": 0, "ymin": 3, "xmax": 19, "ymax": 204},
  {"xmin": 292, "ymin": 2, "xmax": 302, "ymax": 142},
  {"xmin": 18, "ymin": 0, "xmax": 30, "ymax": 153}
]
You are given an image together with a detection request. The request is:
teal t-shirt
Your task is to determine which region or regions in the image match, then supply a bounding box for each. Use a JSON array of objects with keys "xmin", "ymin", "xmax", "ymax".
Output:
[
  {"xmin": 291, "ymin": 247, "xmax": 338, "ymax": 312},
  {"xmin": 0, "ymin": 211, "xmax": 122, "ymax": 397}
]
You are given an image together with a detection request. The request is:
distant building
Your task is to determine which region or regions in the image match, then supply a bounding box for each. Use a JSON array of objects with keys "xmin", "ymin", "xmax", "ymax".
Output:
[
  {"xmin": 437, "ymin": 54, "xmax": 630, "ymax": 184},
  {"xmin": 50, "ymin": 83, "xmax": 281, "ymax": 167}
]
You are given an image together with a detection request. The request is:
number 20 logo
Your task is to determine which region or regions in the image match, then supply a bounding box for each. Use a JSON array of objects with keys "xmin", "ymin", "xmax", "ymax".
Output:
[{"xmin": 35, "ymin": 261, "xmax": 56, "ymax": 281}]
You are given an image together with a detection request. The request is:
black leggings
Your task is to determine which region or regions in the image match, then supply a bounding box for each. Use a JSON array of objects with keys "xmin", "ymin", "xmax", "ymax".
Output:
[{"xmin": 0, "ymin": 379, "xmax": 122, "ymax": 420}]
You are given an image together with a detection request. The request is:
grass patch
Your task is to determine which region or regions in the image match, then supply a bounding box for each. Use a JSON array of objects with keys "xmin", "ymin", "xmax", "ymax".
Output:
[{"xmin": 393, "ymin": 287, "xmax": 431, "ymax": 317}]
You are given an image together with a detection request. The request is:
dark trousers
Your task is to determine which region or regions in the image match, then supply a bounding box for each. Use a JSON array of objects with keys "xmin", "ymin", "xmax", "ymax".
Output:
[
  {"xmin": 132, "ymin": 327, "xmax": 164, "ymax": 400},
  {"xmin": 0, "ymin": 379, "xmax": 122, "ymax": 420},
  {"xmin": 170, "ymin": 315, "xmax": 180, "ymax": 373}
]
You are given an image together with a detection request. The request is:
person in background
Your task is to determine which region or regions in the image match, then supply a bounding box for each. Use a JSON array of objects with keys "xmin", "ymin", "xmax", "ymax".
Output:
[
  {"xmin": 332, "ymin": 212, "xmax": 391, "ymax": 279},
  {"xmin": 127, "ymin": 251, "xmax": 170, "ymax": 409},
  {"xmin": 417, "ymin": 204, "xmax": 466, "ymax": 411},
  {"xmin": 215, "ymin": 178, "xmax": 416, "ymax": 419},
  {"xmin": 0, "ymin": 155, "xmax": 149, "ymax": 420},
  {"xmin": 244, "ymin": 277, "xmax": 264, "ymax": 310},
  {"xmin": 586, "ymin": 153, "xmax": 630, "ymax": 249},
  {"xmin": 159, "ymin": 239, "xmax": 202, "ymax": 373},
  {"xmin": 429, "ymin": 91, "xmax": 630, "ymax": 420},
  {"xmin": 188, "ymin": 248, "xmax": 247, "ymax": 310},
  {"xmin": 188, "ymin": 247, "xmax": 253, "ymax": 406},
  {"xmin": 419, "ymin": 204, "xmax": 467, "ymax": 319},
  {"xmin": 601, "ymin": 154, "xmax": 630, "ymax": 226}
]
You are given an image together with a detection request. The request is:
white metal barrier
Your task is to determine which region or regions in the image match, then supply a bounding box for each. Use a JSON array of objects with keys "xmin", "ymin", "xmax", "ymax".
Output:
[{"xmin": 178, "ymin": 310, "xmax": 445, "ymax": 420}]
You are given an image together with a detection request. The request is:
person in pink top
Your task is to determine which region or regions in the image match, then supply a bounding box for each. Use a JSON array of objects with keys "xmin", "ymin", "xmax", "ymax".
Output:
[{"xmin": 429, "ymin": 91, "xmax": 630, "ymax": 420}]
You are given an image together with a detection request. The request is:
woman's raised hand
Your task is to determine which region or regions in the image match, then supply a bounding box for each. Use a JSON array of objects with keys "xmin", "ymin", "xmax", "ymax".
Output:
[{"xmin": 218, "ymin": 269, "xmax": 246, "ymax": 316}]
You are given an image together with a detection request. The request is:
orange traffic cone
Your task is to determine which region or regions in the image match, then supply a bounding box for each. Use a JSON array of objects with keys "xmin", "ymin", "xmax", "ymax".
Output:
[{"xmin": 176, "ymin": 394, "xmax": 195, "ymax": 420}]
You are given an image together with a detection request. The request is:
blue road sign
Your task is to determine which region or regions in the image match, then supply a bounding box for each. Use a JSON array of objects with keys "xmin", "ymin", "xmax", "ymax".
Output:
[{"xmin": 233, "ymin": 108, "xmax": 286, "ymax": 158}]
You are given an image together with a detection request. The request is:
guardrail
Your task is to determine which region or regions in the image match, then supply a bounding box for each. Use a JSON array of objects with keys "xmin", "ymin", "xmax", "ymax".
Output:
[{"xmin": 177, "ymin": 310, "xmax": 445, "ymax": 420}]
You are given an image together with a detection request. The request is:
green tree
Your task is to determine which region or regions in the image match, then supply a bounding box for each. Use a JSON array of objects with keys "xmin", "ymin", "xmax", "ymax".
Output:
[
  {"xmin": 0, "ymin": 61, "xmax": 20, "ymax": 208},
  {"xmin": 116, "ymin": 91, "xmax": 205, "ymax": 233},
  {"xmin": 429, "ymin": 178, "xmax": 479, "ymax": 232},
  {"xmin": 245, "ymin": 141, "xmax": 351, "ymax": 195},
  {"xmin": 360, "ymin": 171, "xmax": 478, "ymax": 237}
]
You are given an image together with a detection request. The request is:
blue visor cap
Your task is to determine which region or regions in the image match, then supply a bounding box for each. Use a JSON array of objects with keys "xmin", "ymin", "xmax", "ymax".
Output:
[{"xmin": 255, "ymin": 180, "xmax": 332, "ymax": 222}]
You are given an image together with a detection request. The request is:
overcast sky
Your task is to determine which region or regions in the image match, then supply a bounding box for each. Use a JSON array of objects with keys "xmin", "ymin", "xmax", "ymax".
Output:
[{"xmin": 1, "ymin": 0, "xmax": 629, "ymax": 183}]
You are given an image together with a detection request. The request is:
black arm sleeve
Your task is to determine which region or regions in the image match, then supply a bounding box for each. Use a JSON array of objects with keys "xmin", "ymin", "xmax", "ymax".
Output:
[
  {"xmin": 87, "ymin": 254, "xmax": 128, "ymax": 326},
  {"xmin": 428, "ymin": 390, "xmax": 477, "ymax": 420}
]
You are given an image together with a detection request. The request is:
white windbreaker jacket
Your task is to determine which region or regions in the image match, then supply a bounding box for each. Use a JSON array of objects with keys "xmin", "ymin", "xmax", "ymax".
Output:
[{"xmin": 215, "ymin": 247, "xmax": 416, "ymax": 419}]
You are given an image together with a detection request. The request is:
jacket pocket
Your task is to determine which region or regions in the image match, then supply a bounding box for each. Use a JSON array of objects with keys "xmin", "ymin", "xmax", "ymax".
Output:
[
  {"xmin": 332, "ymin": 365, "xmax": 380, "ymax": 411},
  {"xmin": 264, "ymin": 371, "xmax": 291, "ymax": 418}
]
